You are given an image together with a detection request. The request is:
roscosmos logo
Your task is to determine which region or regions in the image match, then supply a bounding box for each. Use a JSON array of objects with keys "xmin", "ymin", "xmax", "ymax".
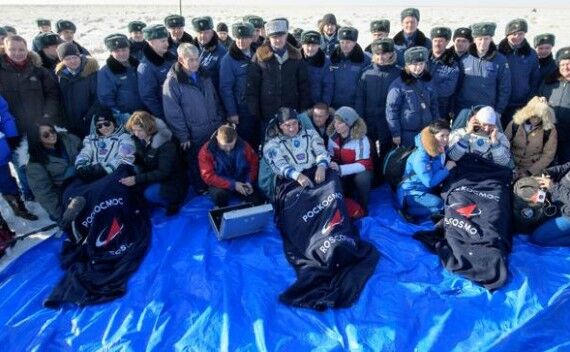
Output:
[
  {"xmin": 302, "ymin": 192, "xmax": 343, "ymax": 222},
  {"xmin": 95, "ymin": 217, "xmax": 124, "ymax": 247},
  {"xmin": 321, "ymin": 209, "xmax": 344, "ymax": 236}
]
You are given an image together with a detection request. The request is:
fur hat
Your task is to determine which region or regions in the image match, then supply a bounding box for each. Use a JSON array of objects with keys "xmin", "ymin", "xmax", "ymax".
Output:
[
  {"xmin": 556, "ymin": 46, "xmax": 570, "ymax": 64},
  {"xmin": 232, "ymin": 22, "xmax": 254, "ymax": 38},
  {"xmin": 56, "ymin": 42, "xmax": 80, "ymax": 60},
  {"xmin": 505, "ymin": 18, "xmax": 528, "ymax": 36},
  {"xmin": 36, "ymin": 18, "xmax": 51, "ymax": 27},
  {"xmin": 216, "ymin": 22, "xmax": 228, "ymax": 32},
  {"xmin": 243, "ymin": 15, "xmax": 264, "ymax": 29},
  {"xmin": 164, "ymin": 15, "xmax": 185, "ymax": 28},
  {"xmin": 0, "ymin": 27, "xmax": 7, "ymax": 37},
  {"xmin": 104, "ymin": 33, "xmax": 130, "ymax": 51},
  {"xmin": 370, "ymin": 38, "xmax": 395, "ymax": 53},
  {"xmin": 370, "ymin": 19, "xmax": 390, "ymax": 33},
  {"xmin": 534, "ymin": 33, "xmax": 555, "ymax": 48},
  {"xmin": 453, "ymin": 27, "xmax": 473, "ymax": 42},
  {"xmin": 265, "ymin": 18, "xmax": 288, "ymax": 37},
  {"xmin": 474, "ymin": 106, "xmax": 497, "ymax": 125},
  {"xmin": 36, "ymin": 32, "xmax": 62, "ymax": 50},
  {"xmin": 471, "ymin": 22, "xmax": 496, "ymax": 37},
  {"xmin": 338, "ymin": 27, "xmax": 358, "ymax": 41},
  {"xmin": 335, "ymin": 106, "xmax": 360, "ymax": 127},
  {"xmin": 4, "ymin": 26, "xmax": 16, "ymax": 35},
  {"xmin": 143, "ymin": 24, "xmax": 169, "ymax": 40},
  {"xmin": 431, "ymin": 27, "xmax": 452, "ymax": 41},
  {"xmin": 55, "ymin": 20, "xmax": 76, "ymax": 33},
  {"xmin": 128, "ymin": 21, "xmax": 146, "ymax": 33},
  {"xmin": 301, "ymin": 30, "xmax": 321, "ymax": 45},
  {"xmin": 404, "ymin": 46, "xmax": 428, "ymax": 64},
  {"xmin": 401, "ymin": 8, "xmax": 420, "ymax": 21},
  {"xmin": 192, "ymin": 16, "xmax": 214, "ymax": 32},
  {"xmin": 321, "ymin": 13, "xmax": 337, "ymax": 26}
]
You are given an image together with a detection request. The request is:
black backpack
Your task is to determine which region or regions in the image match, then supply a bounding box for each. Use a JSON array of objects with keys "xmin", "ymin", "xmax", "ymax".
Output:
[{"xmin": 383, "ymin": 146, "xmax": 416, "ymax": 191}]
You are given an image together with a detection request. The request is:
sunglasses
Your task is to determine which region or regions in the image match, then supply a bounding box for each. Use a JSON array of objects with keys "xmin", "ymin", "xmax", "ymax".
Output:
[
  {"xmin": 96, "ymin": 121, "xmax": 112, "ymax": 129},
  {"xmin": 41, "ymin": 130, "xmax": 56, "ymax": 139}
]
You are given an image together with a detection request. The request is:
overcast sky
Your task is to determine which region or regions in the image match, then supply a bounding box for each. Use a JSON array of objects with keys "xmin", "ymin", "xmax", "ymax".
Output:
[{"xmin": 0, "ymin": 0, "xmax": 567, "ymax": 6}]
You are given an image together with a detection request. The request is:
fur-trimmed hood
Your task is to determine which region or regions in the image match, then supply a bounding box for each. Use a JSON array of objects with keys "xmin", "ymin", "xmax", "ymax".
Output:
[
  {"xmin": 468, "ymin": 41, "xmax": 498, "ymax": 61},
  {"xmin": 326, "ymin": 116, "xmax": 367, "ymax": 140},
  {"xmin": 400, "ymin": 68, "xmax": 432, "ymax": 85},
  {"xmin": 430, "ymin": 48, "xmax": 457, "ymax": 66},
  {"xmin": 106, "ymin": 55, "xmax": 139, "ymax": 74},
  {"xmin": 302, "ymin": 48, "xmax": 326, "ymax": 67},
  {"xmin": 142, "ymin": 44, "xmax": 177, "ymax": 66},
  {"xmin": 228, "ymin": 41, "xmax": 252, "ymax": 61},
  {"xmin": 150, "ymin": 117, "xmax": 173, "ymax": 149},
  {"xmin": 512, "ymin": 96, "xmax": 556, "ymax": 130},
  {"xmin": 330, "ymin": 44, "xmax": 366, "ymax": 64},
  {"xmin": 0, "ymin": 47, "xmax": 43, "ymax": 69},
  {"xmin": 498, "ymin": 38, "xmax": 532, "ymax": 56},
  {"xmin": 418, "ymin": 127, "xmax": 442, "ymax": 157},
  {"xmin": 255, "ymin": 42, "xmax": 302, "ymax": 62},
  {"xmin": 55, "ymin": 56, "xmax": 99, "ymax": 77},
  {"xmin": 393, "ymin": 30, "xmax": 429, "ymax": 47}
]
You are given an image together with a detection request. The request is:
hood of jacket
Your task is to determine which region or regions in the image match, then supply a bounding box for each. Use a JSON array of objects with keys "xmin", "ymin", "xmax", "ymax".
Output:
[
  {"xmin": 400, "ymin": 68, "xmax": 432, "ymax": 85},
  {"xmin": 326, "ymin": 117, "xmax": 367, "ymax": 140},
  {"xmin": 498, "ymin": 38, "xmax": 532, "ymax": 56},
  {"xmin": 468, "ymin": 41, "xmax": 498, "ymax": 61},
  {"xmin": 330, "ymin": 43, "xmax": 366, "ymax": 64},
  {"xmin": 512, "ymin": 96, "xmax": 556, "ymax": 130},
  {"xmin": 228, "ymin": 41, "xmax": 252, "ymax": 61},
  {"xmin": 417, "ymin": 126, "xmax": 442, "ymax": 157},
  {"xmin": 143, "ymin": 43, "xmax": 177, "ymax": 66},
  {"xmin": 0, "ymin": 47, "xmax": 43, "ymax": 69},
  {"xmin": 255, "ymin": 41, "xmax": 302, "ymax": 62},
  {"xmin": 55, "ymin": 56, "xmax": 99, "ymax": 77},
  {"xmin": 106, "ymin": 55, "xmax": 140, "ymax": 74},
  {"xmin": 393, "ymin": 30, "xmax": 429, "ymax": 47}
]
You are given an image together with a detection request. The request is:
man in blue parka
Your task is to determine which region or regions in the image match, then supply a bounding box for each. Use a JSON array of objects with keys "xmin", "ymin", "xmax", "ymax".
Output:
[
  {"xmin": 455, "ymin": 22, "xmax": 511, "ymax": 125},
  {"xmin": 393, "ymin": 8, "xmax": 432, "ymax": 66},
  {"xmin": 137, "ymin": 24, "xmax": 177, "ymax": 119},
  {"xmin": 498, "ymin": 18, "xmax": 541, "ymax": 127},
  {"xmin": 300, "ymin": 30, "xmax": 334, "ymax": 106},
  {"xmin": 191, "ymin": 16, "xmax": 227, "ymax": 91},
  {"xmin": 127, "ymin": 21, "xmax": 146, "ymax": 61},
  {"xmin": 164, "ymin": 15, "xmax": 193, "ymax": 58}
]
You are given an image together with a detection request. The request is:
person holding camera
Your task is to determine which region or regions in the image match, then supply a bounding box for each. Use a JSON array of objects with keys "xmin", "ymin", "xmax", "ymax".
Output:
[{"xmin": 448, "ymin": 106, "xmax": 512, "ymax": 167}]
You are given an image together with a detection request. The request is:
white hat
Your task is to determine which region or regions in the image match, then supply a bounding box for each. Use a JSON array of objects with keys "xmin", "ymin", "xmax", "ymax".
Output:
[{"xmin": 475, "ymin": 106, "xmax": 497, "ymax": 125}]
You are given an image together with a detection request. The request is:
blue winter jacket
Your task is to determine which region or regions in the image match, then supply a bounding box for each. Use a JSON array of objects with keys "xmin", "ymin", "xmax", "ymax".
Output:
[
  {"xmin": 0, "ymin": 96, "xmax": 18, "ymax": 166},
  {"xmin": 538, "ymin": 55, "xmax": 557, "ymax": 84},
  {"xmin": 498, "ymin": 38, "xmax": 541, "ymax": 108},
  {"xmin": 428, "ymin": 48, "xmax": 461, "ymax": 119},
  {"xmin": 386, "ymin": 70, "xmax": 440, "ymax": 147},
  {"xmin": 456, "ymin": 43, "xmax": 511, "ymax": 114},
  {"xmin": 397, "ymin": 130, "xmax": 449, "ymax": 208},
  {"xmin": 97, "ymin": 56, "xmax": 145, "ymax": 116},
  {"xmin": 219, "ymin": 44, "xmax": 252, "ymax": 118},
  {"xmin": 330, "ymin": 44, "xmax": 371, "ymax": 109},
  {"xmin": 194, "ymin": 34, "xmax": 227, "ymax": 91},
  {"xmin": 355, "ymin": 58, "xmax": 401, "ymax": 144},
  {"xmin": 137, "ymin": 45, "xmax": 177, "ymax": 119},
  {"xmin": 303, "ymin": 48, "xmax": 334, "ymax": 106},
  {"xmin": 393, "ymin": 30, "xmax": 432, "ymax": 66}
]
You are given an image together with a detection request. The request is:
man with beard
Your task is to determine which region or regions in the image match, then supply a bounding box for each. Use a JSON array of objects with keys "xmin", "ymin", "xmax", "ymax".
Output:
[
  {"xmin": 319, "ymin": 13, "xmax": 339, "ymax": 57},
  {"xmin": 164, "ymin": 14, "xmax": 193, "ymax": 57},
  {"xmin": 191, "ymin": 16, "xmax": 227, "ymax": 90},
  {"xmin": 300, "ymin": 30, "xmax": 333, "ymax": 106}
]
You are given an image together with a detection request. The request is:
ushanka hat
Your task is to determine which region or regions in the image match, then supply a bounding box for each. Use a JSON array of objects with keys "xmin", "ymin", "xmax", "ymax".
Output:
[
  {"xmin": 301, "ymin": 30, "xmax": 321, "ymax": 45},
  {"xmin": 404, "ymin": 46, "xmax": 428, "ymax": 64},
  {"xmin": 192, "ymin": 16, "xmax": 214, "ymax": 32},
  {"xmin": 556, "ymin": 47, "xmax": 570, "ymax": 64},
  {"xmin": 265, "ymin": 18, "xmax": 288, "ymax": 37},
  {"xmin": 36, "ymin": 18, "xmax": 51, "ymax": 27},
  {"xmin": 128, "ymin": 21, "xmax": 146, "ymax": 33},
  {"xmin": 4, "ymin": 25, "xmax": 16, "ymax": 34},
  {"xmin": 534, "ymin": 33, "xmax": 555, "ymax": 47},
  {"xmin": 216, "ymin": 22, "xmax": 228, "ymax": 32},
  {"xmin": 56, "ymin": 42, "xmax": 80, "ymax": 60},
  {"xmin": 431, "ymin": 27, "xmax": 452, "ymax": 41},
  {"xmin": 104, "ymin": 33, "xmax": 130, "ymax": 51},
  {"xmin": 231, "ymin": 22, "xmax": 254, "ymax": 38},
  {"xmin": 0, "ymin": 27, "xmax": 7, "ymax": 37},
  {"xmin": 471, "ymin": 22, "xmax": 496, "ymax": 37},
  {"xmin": 505, "ymin": 18, "xmax": 528, "ymax": 36},
  {"xmin": 143, "ymin": 24, "xmax": 169, "ymax": 40},
  {"xmin": 243, "ymin": 15, "xmax": 264, "ymax": 29},
  {"xmin": 338, "ymin": 27, "xmax": 358, "ymax": 41},
  {"xmin": 36, "ymin": 32, "xmax": 62, "ymax": 50},
  {"xmin": 55, "ymin": 20, "xmax": 76, "ymax": 33},
  {"xmin": 453, "ymin": 27, "xmax": 473, "ymax": 42},
  {"xmin": 401, "ymin": 8, "xmax": 420, "ymax": 21},
  {"xmin": 370, "ymin": 20, "xmax": 390, "ymax": 33},
  {"xmin": 164, "ymin": 15, "xmax": 185, "ymax": 28},
  {"xmin": 370, "ymin": 38, "xmax": 395, "ymax": 53}
]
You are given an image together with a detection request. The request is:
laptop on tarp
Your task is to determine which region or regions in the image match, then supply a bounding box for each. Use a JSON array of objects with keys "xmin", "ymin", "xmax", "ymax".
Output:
[{"xmin": 208, "ymin": 203, "xmax": 274, "ymax": 240}]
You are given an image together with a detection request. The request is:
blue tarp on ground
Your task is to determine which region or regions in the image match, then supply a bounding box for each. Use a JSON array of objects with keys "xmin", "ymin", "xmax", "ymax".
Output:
[{"xmin": 1, "ymin": 186, "xmax": 570, "ymax": 351}]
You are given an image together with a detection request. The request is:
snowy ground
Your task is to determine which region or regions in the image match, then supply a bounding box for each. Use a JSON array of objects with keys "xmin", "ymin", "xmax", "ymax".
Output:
[{"xmin": 1, "ymin": 4, "xmax": 569, "ymax": 269}]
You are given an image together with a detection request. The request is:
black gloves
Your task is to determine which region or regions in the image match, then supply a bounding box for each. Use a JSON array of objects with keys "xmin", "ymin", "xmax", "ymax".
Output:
[{"xmin": 76, "ymin": 164, "xmax": 108, "ymax": 183}]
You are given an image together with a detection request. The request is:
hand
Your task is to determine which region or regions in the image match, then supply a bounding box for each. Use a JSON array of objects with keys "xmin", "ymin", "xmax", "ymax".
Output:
[
  {"xmin": 296, "ymin": 174, "xmax": 314, "ymax": 188},
  {"xmin": 244, "ymin": 182, "xmax": 253, "ymax": 195},
  {"xmin": 466, "ymin": 117, "xmax": 477, "ymax": 134},
  {"xmin": 535, "ymin": 176, "xmax": 553, "ymax": 190},
  {"xmin": 329, "ymin": 162, "xmax": 339, "ymax": 171},
  {"xmin": 315, "ymin": 165, "xmax": 326, "ymax": 184},
  {"xmin": 119, "ymin": 176, "xmax": 136, "ymax": 186},
  {"xmin": 392, "ymin": 137, "xmax": 401, "ymax": 146},
  {"xmin": 490, "ymin": 127, "xmax": 498, "ymax": 145},
  {"xmin": 228, "ymin": 115, "xmax": 239, "ymax": 124},
  {"xmin": 181, "ymin": 141, "xmax": 192, "ymax": 151},
  {"xmin": 235, "ymin": 182, "xmax": 249, "ymax": 196},
  {"xmin": 445, "ymin": 160, "xmax": 456, "ymax": 170}
]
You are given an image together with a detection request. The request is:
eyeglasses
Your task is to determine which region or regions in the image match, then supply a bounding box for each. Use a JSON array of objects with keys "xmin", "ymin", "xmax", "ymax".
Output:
[
  {"xmin": 41, "ymin": 130, "xmax": 55, "ymax": 139},
  {"xmin": 96, "ymin": 121, "xmax": 112, "ymax": 129}
]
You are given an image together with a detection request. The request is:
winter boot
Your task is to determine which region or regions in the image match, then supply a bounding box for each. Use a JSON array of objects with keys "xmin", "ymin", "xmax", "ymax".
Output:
[
  {"xmin": 2, "ymin": 194, "xmax": 38, "ymax": 221},
  {"xmin": 59, "ymin": 196, "xmax": 86, "ymax": 230}
]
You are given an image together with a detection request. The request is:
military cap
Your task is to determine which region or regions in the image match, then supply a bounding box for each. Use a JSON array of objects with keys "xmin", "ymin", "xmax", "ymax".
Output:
[
  {"xmin": 36, "ymin": 32, "xmax": 62, "ymax": 50},
  {"xmin": 265, "ymin": 18, "xmax": 288, "ymax": 37},
  {"xmin": 216, "ymin": 22, "xmax": 228, "ymax": 32},
  {"xmin": 401, "ymin": 8, "xmax": 420, "ymax": 21},
  {"xmin": 556, "ymin": 46, "xmax": 570, "ymax": 64},
  {"xmin": 0, "ymin": 27, "xmax": 7, "ymax": 37},
  {"xmin": 143, "ymin": 24, "xmax": 169, "ymax": 41},
  {"xmin": 337, "ymin": 27, "xmax": 358, "ymax": 42},
  {"xmin": 104, "ymin": 33, "xmax": 130, "ymax": 51},
  {"xmin": 192, "ymin": 16, "xmax": 214, "ymax": 32},
  {"xmin": 128, "ymin": 21, "xmax": 146, "ymax": 33},
  {"xmin": 55, "ymin": 20, "xmax": 76, "ymax": 33},
  {"xmin": 371, "ymin": 38, "xmax": 395, "ymax": 53},
  {"xmin": 36, "ymin": 18, "xmax": 51, "ymax": 27},
  {"xmin": 4, "ymin": 26, "xmax": 16, "ymax": 35},
  {"xmin": 301, "ymin": 30, "xmax": 321, "ymax": 45},
  {"xmin": 505, "ymin": 18, "xmax": 528, "ymax": 36},
  {"xmin": 164, "ymin": 15, "xmax": 185, "ymax": 28},
  {"xmin": 243, "ymin": 15, "xmax": 264, "ymax": 29},
  {"xmin": 404, "ymin": 46, "xmax": 429, "ymax": 64},
  {"xmin": 534, "ymin": 33, "xmax": 555, "ymax": 48},
  {"xmin": 471, "ymin": 22, "xmax": 496, "ymax": 37},
  {"xmin": 370, "ymin": 20, "xmax": 390, "ymax": 34},
  {"xmin": 231, "ymin": 22, "xmax": 255, "ymax": 38},
  {"xmin": 431, "ymin": 27, "xmax": 452, "ymax": 41},
  {"xmin": 453, "ymin": 27, "xmax": 473, "ymax": 42}
]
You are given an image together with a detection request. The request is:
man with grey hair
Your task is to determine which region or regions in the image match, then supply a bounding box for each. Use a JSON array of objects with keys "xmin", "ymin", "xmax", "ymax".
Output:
[{"xmin": 163, "ymin": 42, "xmax": 224, "ymax": 193}]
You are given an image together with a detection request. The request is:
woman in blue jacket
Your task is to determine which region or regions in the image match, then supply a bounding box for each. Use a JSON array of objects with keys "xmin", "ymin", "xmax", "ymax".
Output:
[
  {"xmin": 386, "ymin": 47, "xmax": 439, "ymax": 147},
  {"xmin": 397, "ymin": 119, "xmax": 455, "ymax": 222}
]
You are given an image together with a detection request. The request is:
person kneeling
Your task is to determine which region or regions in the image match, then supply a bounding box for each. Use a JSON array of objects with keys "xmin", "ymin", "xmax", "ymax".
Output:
[
  {"xmin": 123, "ymin": 111, "xmax": 188, "ymax": 215},
  {"xmin": 397, "ymin": 120, "xmax": 454, "ymax": 222},
  {"xmin": 327, "ymin": 106, "xmax": 373, "ymax": 213},
  {"xmin": 198, "ymin": 125, "xmax": 264, "ymax": 207}
]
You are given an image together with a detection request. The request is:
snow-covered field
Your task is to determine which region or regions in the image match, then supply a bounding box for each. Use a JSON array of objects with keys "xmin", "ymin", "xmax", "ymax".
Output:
[{"xmin": 1, "ymin": 4, "xmax": 569, "ymax": 268}]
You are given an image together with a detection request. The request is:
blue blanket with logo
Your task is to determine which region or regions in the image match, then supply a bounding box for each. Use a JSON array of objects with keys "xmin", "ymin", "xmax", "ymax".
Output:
[{"xmin": 1, "ymin": 179, "xmax": 570, "ymax": 350}]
